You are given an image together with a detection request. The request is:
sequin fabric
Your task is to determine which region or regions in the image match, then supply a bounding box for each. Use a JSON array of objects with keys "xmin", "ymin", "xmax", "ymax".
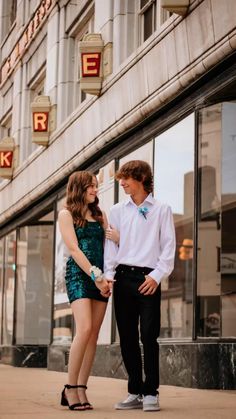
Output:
[{"xmin": 65, "ymin": 221, "xmax": 108, "ymax": 303}]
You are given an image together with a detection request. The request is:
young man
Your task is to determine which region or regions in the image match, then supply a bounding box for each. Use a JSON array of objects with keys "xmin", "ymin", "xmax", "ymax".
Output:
[{"xmin": 104, "ymin": 160, "xmax": 176, "ymax": 412}]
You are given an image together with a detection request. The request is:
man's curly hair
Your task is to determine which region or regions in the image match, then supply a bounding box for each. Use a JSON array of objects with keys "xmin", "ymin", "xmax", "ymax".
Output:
[{"xmin": 116, "ymin": 160, "xmax": 153, "ymax": 194}]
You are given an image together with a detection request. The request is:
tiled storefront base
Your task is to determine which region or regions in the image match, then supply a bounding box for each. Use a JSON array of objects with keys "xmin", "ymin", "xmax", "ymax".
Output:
[
  {"xmin": 0, "ymin": 345, "xmax": 47, "ymax": 367},
  {"xmin": 1, "ymin": 342, "xmax": 235, "ymax": 389},
  {"xmin": 47, "ymin": 342, "xmax": 236, "ymax": 389},
  {"xmin": 159, "ymin": 342, "xmax": 236, "ymax": 389}
]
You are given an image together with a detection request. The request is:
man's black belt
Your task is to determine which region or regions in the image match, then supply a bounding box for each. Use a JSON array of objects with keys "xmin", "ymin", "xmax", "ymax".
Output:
[{"xmin": 116, "ymin": 264, "xmax": 152, "ymax": 275}]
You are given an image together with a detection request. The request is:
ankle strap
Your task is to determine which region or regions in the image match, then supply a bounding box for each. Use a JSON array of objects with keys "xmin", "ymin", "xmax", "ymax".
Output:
[
  {"xmin": 64, "ymin": 384, "xmax": 80, "ymax": 389},
  {"xmin": 78, "ymin": 384, "xmax": 87, "ymax": 389}
]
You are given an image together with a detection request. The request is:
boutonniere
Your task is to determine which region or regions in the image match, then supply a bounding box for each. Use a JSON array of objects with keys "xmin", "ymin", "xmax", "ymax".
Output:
[{"xmin": 138, "ymin": 206, "xmax": 149, "ymax": 219}]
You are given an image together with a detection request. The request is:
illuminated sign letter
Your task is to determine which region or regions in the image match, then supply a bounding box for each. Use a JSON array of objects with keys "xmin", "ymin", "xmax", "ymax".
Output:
[
  {"xmin": 31, "ymin": 96, "xmax": 55, "ymax": 146},
  {"xmin": 79, "ymin": 34, "xmax": 104, "ymax": 95},
  {"xmin": 33, "ymin": 112, "xmax": 49, "ymax": 132},
  {"xmin": 0, "ymin": 151, "xmax": 13, "ymax": 168},
  {"xmin": 0, "ymin": 137, "xmax": 15, "ymax": 179},
  {"xmin": 81, "ymin": 53, "xmax": 101, "ymax": 77}
]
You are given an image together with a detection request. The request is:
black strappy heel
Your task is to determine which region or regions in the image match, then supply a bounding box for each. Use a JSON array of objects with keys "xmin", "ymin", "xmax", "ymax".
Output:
[
  {"xmin": 78, "ymin": 385, "xmax": 93, "ymax": 410},
  {"xmin": 61, "ymin": 384, "xmax": 85, "ymax": 410}
]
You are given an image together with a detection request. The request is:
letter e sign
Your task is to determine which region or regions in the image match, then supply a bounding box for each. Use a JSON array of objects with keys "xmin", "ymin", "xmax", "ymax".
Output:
[{"xmin": 81, "ymin": 53, "xmax": 101, "ymax": 77}]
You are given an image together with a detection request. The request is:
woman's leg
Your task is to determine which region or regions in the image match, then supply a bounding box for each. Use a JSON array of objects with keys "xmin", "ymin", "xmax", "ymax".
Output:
[
  {"xmin": 77, "ymin": 300, "xmax": 107, "ymax": 403},
  {"xmin": 66, "ymin": 298, "xmax": 92, "ymax": 406}
]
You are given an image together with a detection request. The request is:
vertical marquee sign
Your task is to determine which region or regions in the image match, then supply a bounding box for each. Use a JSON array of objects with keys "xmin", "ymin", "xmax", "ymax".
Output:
[
  {"xmin": 0, "ymin": 0, "xmax": 54, "ymax": 87},
  {"xmin": 31, "ymin": 96, "xmax": 52, "ymax": 146},
  {"xmin": 0, "ymin": 137, "xmax": 15, "ymax": 179},
  {"xmin": 79, "ymin": 34, "xmax": 104, "ymax": 95}
]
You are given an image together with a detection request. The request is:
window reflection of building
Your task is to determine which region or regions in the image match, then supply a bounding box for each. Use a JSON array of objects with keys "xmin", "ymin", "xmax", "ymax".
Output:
[
  {"xmin": 97, "ymin": 161, "xmax": 115, "ymax": 343},
  {"xmin": 2, "ymin": 232, "xmax": 16, "ymax": 345},
  {"xmin": 98, "ymin": 161, "xmax": 115, "ymax": 216},
  {"xmin": 155, "ymin": 113, "xmax": 194, "ymax": 338},
  {"xmin": 197, "ymin": 103, "xmax": 236, "ymax": 338},
  {"xmin": 15, "ymin": 213, "xmax": 54, "ymax": 344},
  {"xmin": 53, "ymin": 197, "xmax": 72, "ymax": 345},
  {"xmin": 0, "ymin": 239, "xmax": 3, "ymax": 343}
]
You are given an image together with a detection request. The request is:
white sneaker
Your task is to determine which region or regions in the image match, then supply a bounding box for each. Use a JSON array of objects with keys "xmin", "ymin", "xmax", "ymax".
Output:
[
  {"xmin": 143, "ymin": 395, "xmax": 160, "ymax": 411},
  {"xmin": 114, "ymin": 393, "xmax": 143, "ymax": 410}
]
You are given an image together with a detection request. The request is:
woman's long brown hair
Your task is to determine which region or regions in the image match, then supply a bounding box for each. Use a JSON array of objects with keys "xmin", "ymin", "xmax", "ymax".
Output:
[{"xmin": 66, "ymin": 171, "xmax": 103, "ymax": 227}]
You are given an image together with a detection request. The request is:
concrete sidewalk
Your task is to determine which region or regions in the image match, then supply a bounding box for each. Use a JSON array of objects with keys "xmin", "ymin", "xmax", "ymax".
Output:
[{"xmin": 0, "ymin": 364, "xmax": 235, "ymax": 419}]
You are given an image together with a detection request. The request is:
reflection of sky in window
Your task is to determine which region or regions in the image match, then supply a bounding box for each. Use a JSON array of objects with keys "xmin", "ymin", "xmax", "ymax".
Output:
[
  {"xmin": 222, "ymin": 103, "xmax": 236, "ymax": 193},
  {"xmin": 154, "ymin": 114, "xmax": 194, "ymax": 214}
]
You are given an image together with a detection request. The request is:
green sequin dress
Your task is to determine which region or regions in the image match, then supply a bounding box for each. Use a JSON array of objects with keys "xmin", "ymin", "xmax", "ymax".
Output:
[{"xmin": 65, "ymin": 221, "xmax": 108, "ymax": 304}]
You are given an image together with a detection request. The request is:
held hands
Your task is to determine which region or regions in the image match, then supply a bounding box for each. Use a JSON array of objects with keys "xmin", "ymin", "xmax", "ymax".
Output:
[
  {"xmin": 90, "ymin": 266, "xmax": 114, "ymax": 298},
  {"xmin": 138, "ymin": 275, "xmax": 158, "ymax": 295},
  {"xmin": 95, "ymin": 278, "xmax": 114, "ymax": 298},
  {"xmin": 105, "ymin": 225, "xmax": 120, "ymax": 244}
]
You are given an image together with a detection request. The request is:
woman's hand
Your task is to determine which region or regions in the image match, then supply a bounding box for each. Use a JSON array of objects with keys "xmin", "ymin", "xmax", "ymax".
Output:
[
  {"xmin": 95, "ymin": 278, "xmax": 111, "ymax": 298},
  {"xmin": 105, "ymin": 225, "xmax": 120, "ymax": 244}
]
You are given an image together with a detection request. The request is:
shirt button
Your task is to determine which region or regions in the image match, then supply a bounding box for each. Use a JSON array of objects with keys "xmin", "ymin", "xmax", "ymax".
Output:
[{"xmin": 131, "ymin": 267, "xmax": 134, "ymax": 271}]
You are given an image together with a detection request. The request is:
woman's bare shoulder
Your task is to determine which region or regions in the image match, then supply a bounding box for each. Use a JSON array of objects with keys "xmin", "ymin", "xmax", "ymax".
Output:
[{"xmin": 58, "ymin": 208, "xmax": 72, "ymax": 220}]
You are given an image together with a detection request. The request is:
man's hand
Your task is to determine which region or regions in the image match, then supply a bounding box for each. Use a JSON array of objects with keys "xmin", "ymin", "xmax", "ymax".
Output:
[
  {"xmin": 95, "ymin": 278, "xmax": 111, "ymax": 298},
  {"xmin": 138, "ymin": 275, "xmax": 158, "ymax": 295},
  {"xmin": 95, "ymin": 278, "xmax": 115, "ymax": 298}
]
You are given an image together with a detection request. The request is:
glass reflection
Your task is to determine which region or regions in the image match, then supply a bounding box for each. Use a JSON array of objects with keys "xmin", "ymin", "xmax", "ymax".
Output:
[
  {"xmin": 0, "ymin": 238, "xmax": 4, "ymax": 343},
  {"xmin": 197, "ymin": 105, "xmax": 221, "ymax": 337},
  {"xmin": 154, "ymin": 113, "xmax": 195, "ymax": 338},
  {"xmin": 97, "ymin": 161, "xmax": 115, "ymax": 215},
  {"xmin": 16, "ymin": 222, "xmax": 54, "ymax": 344},
  {"xmin": 221, "ymin": 103, "xmax": 236, "ymax": 337},
  {"xmin": 197, "ymin": 103, "xmax": 236, "ymax": 338},
  {"xmin": 97, "ymin": 161, "xmax": 115, "ymax": 343},
  {"xmin": 53, "ymin": 198, "xmax": 73, "ymax": 345},
  {"xmin": 2, "ymin": 232, "xmax": 16, "ymax": 345}
]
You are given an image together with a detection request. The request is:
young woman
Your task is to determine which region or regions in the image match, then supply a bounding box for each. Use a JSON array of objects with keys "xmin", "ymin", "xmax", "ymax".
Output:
[{"xmin": 59, "ymin": 171, "xmax": 118, "ymax": 411}]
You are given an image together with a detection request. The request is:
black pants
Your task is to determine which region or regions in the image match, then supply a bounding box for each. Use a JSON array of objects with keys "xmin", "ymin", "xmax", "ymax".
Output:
[{"xmin": 114, "ymin": 264, "xmax": 161, "ymax": 396}]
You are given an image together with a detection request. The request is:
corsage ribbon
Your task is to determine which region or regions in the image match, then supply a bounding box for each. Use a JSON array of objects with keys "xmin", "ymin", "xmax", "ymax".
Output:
[
  {"xmin": 138, "ymin": 206, "xmax": 149, "ymax": 219},
  {"xmin": 89, "ymin": 266, "xmax": 103, "ymax": 282}
]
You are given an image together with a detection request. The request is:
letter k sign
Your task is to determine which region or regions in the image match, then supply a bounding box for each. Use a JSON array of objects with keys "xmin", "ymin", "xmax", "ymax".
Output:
[{"xmin": 0, "ymin": 151, "xmax": 13, "ymax": 168}]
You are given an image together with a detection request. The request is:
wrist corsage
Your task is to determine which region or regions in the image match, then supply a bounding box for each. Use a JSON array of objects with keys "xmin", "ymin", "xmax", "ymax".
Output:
[{"xmin": 89, "ymin": 266, "xmax": 103, "ymax": 282}]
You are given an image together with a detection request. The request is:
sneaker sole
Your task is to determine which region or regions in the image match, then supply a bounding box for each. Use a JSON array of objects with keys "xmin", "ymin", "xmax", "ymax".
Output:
[
  {"xmin": 143, "ymin": 406, "xmax": 160, "ymax": 412},
  {"xmin": 115, "ymin": 405, "xmax": 143, "ymax": 410}
]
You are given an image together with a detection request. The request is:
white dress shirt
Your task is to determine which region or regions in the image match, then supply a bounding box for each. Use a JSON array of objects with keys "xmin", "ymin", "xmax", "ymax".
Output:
[{"xmin": 104, "ymin": 194, "xmax": 176, "ymax": 284}]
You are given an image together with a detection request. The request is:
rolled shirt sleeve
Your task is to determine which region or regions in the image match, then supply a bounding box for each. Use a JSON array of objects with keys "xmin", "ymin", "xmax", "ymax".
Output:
[{"xmin": 149, "ymin": 205, "xmax": 176, "ymax": 284}]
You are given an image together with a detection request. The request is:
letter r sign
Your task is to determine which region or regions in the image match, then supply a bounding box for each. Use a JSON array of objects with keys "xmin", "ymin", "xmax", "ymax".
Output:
[{"xmin": 33, "ymin": 112, "xmax": 49, "ymax": 132}]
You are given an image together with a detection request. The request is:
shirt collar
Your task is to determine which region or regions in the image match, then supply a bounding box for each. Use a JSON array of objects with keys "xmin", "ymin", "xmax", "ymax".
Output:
[{"xmin": 124, "ymin": 193, "xmax": 155, "ymax": 207}]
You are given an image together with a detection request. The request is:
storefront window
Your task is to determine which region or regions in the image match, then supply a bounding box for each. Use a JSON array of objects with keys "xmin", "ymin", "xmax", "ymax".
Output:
[
  {"xmin": 197, "ymin": 103, "xmax": 236, "ymax": 338},
  {"xmin": 97, "ymin": 160, "xmax": 115, "ymax": 216},
  {"xmin": 2, "ymin": 231, "xmax": 16, "ymax": 345},
  {"xmin": 0, "ymin": 238, "xmax": 4, "ymax": 343},
  {"xmin": 97, "ymin": 161, "xmax": 115, "ymax": 343},
  {"xmin": 154, "ymin": 114, "xmax": 195, "ymax": 338},
  {"xmin": 15, "ymin": 214, "xmax": 54, "ymax": 344},
  {"xmin": 53, "ymin": 197, "xmax": 73, "ymax": 345}
]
